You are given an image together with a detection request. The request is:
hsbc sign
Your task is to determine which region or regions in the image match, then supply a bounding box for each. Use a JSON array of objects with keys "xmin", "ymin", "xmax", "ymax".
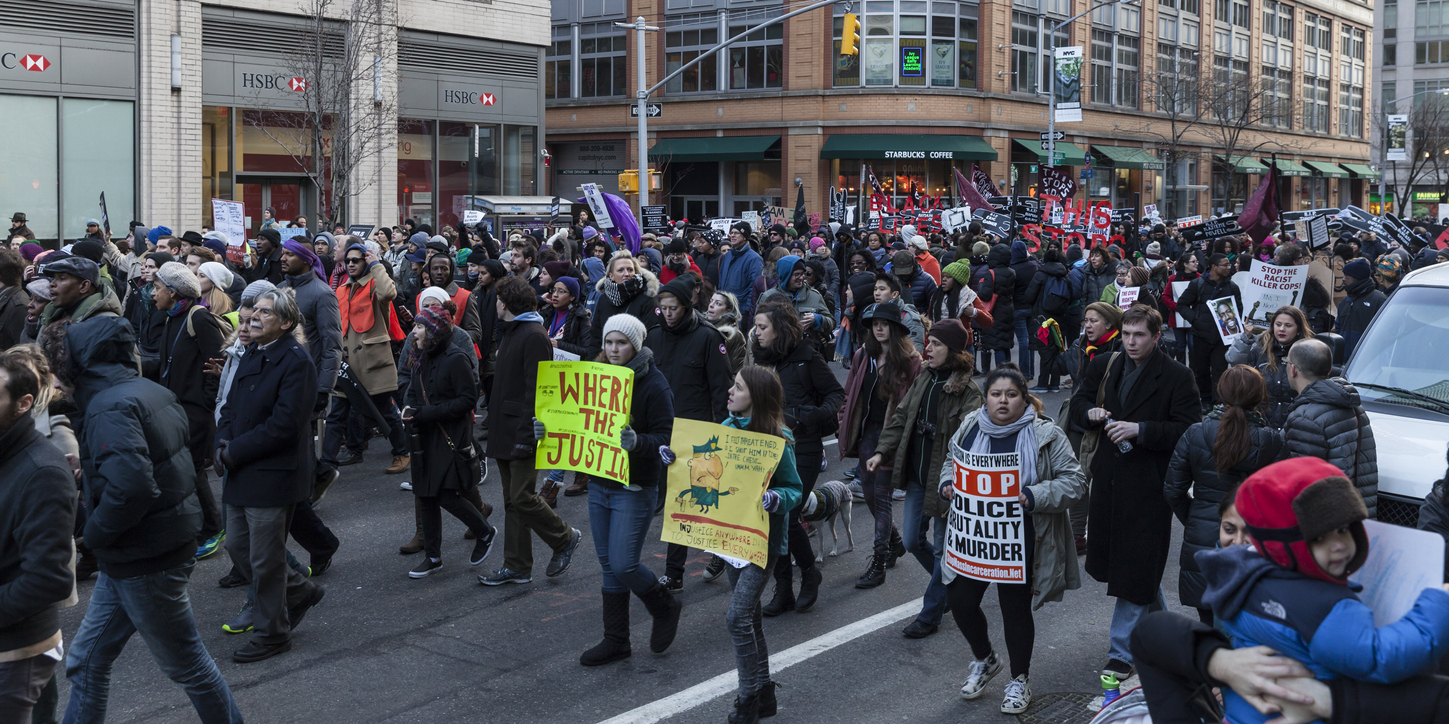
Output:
[
  {"xmin": 240, "ymin": 72, "xmax": 308, "ymax": 92},
  {"xmin": 0, "ymin": 53, "xmax": 51, "ymax": 72},
  {"xmin": 442, "ymin": 89, "xmax": 496, "ymax": 106}
]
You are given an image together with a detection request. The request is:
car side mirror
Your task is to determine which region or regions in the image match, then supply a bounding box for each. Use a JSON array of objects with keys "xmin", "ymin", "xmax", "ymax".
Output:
[{"xmin": 1316, "ymin": 332, "xmax": 1346, "ymax": 366}]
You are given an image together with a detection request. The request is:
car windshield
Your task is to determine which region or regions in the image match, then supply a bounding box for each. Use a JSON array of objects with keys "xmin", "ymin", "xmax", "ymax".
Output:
[{"xmin": 1345, "ymin": 285, "xmax": 1449, "ymax": 414}]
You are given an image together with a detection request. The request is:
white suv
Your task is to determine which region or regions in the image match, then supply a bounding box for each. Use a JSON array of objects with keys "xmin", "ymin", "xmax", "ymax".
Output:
[{"xmin": 1343, "ymin": 261, "xmax": 1449, "ymax": 526}]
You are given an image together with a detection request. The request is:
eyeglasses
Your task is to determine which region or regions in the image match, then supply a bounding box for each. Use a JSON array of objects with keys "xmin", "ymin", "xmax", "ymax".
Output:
[{"xmin": 346, "ymin": 257, "xmax": 365, "ymax": 264}]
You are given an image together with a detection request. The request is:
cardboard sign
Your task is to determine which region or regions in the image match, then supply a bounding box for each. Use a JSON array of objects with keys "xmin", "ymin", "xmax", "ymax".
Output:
[
  {"xmin": 944, "ymin": 450, "xmax": 1026, "ymax": 584},
  {"xmin": 661, "ymin": 419, "xmax": 784, "ymax": 570},
  {"xmin": 1349, "ymin": 520, "xmax": 1446, "ymax": 627},
  {"xmin": 642, "ymin": 205, "xmax": 669, "ymax": 234},
  {"xmin": 534, "ymin": 361, "xmax": 634, "ymax": 486},
  {"xmin": 211, "ymin": 199, "xmax": 246, "ymax": 248},
  {"xmin": 581, "ymin": 183, "xmax": 616, "ymax": 230},
  {"xmin": 1208, "ymin": 296, "xmax": 1243, "ymax": 345},
  {"xmin": 1241, "ymin": 260, "xmax": 1309, "ymax": 325},
  {"xmin": 1117, "ymin": 286, "xmax": 1140, "ymax": 309}
]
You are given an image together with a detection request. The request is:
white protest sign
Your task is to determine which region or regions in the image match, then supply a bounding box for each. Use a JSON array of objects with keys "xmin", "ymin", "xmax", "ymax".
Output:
[
  {"xmin": 1242, "ymin": 259, "xmax": 1309, "ymax": 325},
  {"xmin": 462, "ymin": 210, "xmax": 484, "ymax": 225},
  {"xmin": 211, "ymin": 199, "xmax": 247, "ymax": 264},
  {"xmin": 1171, "ymin": 280, "xmax": 1190, "ymax": 327},
  {"xmin": 742, "ymin": 210, "xmax": 760, "ymax": 232},
  {"xmin": 944, "ymin": 449, "xmax": 1027, "ymax": 584},
  {"xmin": 1208, "ymin": 296, "xmax": 1243, "ymax": 345},
  {"xmin": 1349, "ymin": 520, "xmax": 1445, "ymax": 627},
  {"xmin": 941, "ymin": 207, "xmax": 972, "ymax": 234},
  {"xmin": 1117, "ymin": 287, "xmax": 1140, "ymax": 309},
  {"xmin": 1176, "ymin": 215, "xmax": 1203, "ymax": 228},
  {"xmin": 1144, "ymin": 203, "xmax": 1158, "ymax": 219},
  {"xmin": 581, "ymin": 183, "xmax": 616, "ymax": 230},
  {"xmin": 552, "ymin": 347, "xmax": 581, "ymax": 362},
  {"xmin": 708, "ymin": 218, "xmax": 741, "ymax": 233}
]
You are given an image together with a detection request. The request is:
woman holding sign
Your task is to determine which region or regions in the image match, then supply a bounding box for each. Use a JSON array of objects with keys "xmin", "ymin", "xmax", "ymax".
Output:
[
  {"xmin": 1224, "ymin": 306, "xmax": 1313, "ymax": 428},
  {"xmin": 942, "ymin": 367, "xmax": 1084, "ymax": 714}
]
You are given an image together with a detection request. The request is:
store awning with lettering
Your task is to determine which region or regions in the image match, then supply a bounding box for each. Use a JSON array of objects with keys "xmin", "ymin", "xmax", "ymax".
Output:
[
  {"xmin": 1091, "ymin": 145, "xmax": 1164, "ymax": 170},
  {"xmin": 1342, "ymin": 163, "xmax": 1381, "ymax": 180},
  {"xmin": 1262, "ymin": 158, "xmax": 1312, "ymax": 177},
  {"xmin": 648, "ymin": 135, "xmax": 780, "ymax": 162},
  {"xmin": 819, "ymin": 134, "xmax": 998, "ymax": 161},
  {"xmin": 1305, "ymin": 161, "xmax": 1349, "ymax": 178},
  {"xmin": 1013, "ymin": 139, "xmax": 1087, "ymax": 166},
  {"xmin": 1217, "ymin": 155, "xmax": 1269, "ymax": 174}
]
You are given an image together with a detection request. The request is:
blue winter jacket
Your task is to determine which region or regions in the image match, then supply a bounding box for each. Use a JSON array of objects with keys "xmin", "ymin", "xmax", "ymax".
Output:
[
  {"xmin": 718, "ymin": 246, "xmax": 764, "ymax": 316},
  {"xmin": 1198, "ymin": 545, "xmax": 1449, "ymax": 724}
]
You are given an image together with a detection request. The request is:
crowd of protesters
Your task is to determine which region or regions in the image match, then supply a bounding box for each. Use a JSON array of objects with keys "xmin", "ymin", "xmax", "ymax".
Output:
[{"xmin": 2, "ymin": 199, "xmax": 1449, "ymax": 724}]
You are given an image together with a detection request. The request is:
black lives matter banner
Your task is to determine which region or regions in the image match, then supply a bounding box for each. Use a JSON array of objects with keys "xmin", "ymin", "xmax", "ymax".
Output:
[
  {"xmin": 944, "ymin": 450, "xmax": 1026, "ymax": 583},
  {"xmin": 1180, "ymin": 217, "xmax": 1244, "ymax": 243}
]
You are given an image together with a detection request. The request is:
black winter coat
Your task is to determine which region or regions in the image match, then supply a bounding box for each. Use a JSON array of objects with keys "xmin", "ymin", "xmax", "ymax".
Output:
[
  {"xmin": 613, "ymin": 350, "xmax": 675, "ymax": 488},
  {"xmin": 900, "ymin": 268, "xmax": 937, "ymax": 312},
  {"xmin": 1336, "ymin": 276, "xmax": 1387, "ymax": 360},
  {"xmin": 977, "ymin": 244, "xmax": 1017, "ymax": 351},
  {"xmin": 1176, "ymin": 273, "xmax": 1242, "ymax": 344},
  {"xmin": 405, "ymin": 341, "xmax": 479, "ymax": 497},
  {"xmin": 151, "ymin": 304, "xmax": 224, "ymax": 465},
  {"xmin": 587, "ymin": 271, "xmax": 660, "ymax": 359},
  {"xmin": 1281, "ymin": 377, "xmax": 1378, "ymax": 517},
  {"xmin": 0, "ymin": 416, "xmax": 78, "ymax": 654},
  {"xmin": 1075, "ymin": 262, "xmax": 1116, "ymax": 308},
  {"xmin": 754, "ymin": 341, "xmax": 845, "ymax": 456},
  {"xmin": 542, "ymin": 303, "xmax": 592, "ymax": 359},
  {"xmin": 644, "ymin": 310, "xmax": 731, "ymax": 423},
  {"xmin": 1070, "ymin": 345, "xmax": 1201, "ymax": 604},
  {"xmin": 1024, "ymin": 261, "xmax": 1069, "ymax": 319},
  {"xmin": 1008, "ymin": 242, "xmax": 1040, "ymax": 309},
  {"xmin": 1418, "ymin": 477, "xmax": 1449, "ymax": 581},
  {"xmin": 1165, "ymin": 417, "xmax": 1284, "ymax": 608},
  {"xmin": 487, "ymin": 317, "xmax": 552, "ymax": 461},
  {"xmin": 1224, "ymin": 333, "xmax": 1296, "ymax": 428},
  {"xmin": 67, "ymin": 317, "xmax": 202, "ymax": 578},
  {"xmin": 216, "ymin": 334, "xmax": 319, "ymax": 508}
]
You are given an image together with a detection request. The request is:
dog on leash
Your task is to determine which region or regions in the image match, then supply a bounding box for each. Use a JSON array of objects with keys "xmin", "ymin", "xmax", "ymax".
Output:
[{"xmin": 799, "ymin": 480, "xmax": 853, "ymax": 562}]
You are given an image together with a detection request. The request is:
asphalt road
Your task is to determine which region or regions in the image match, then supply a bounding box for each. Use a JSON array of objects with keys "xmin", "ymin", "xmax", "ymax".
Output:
[{"xmin": 54, "ymin": 357, "xmax": 1193, "ymax": 724}]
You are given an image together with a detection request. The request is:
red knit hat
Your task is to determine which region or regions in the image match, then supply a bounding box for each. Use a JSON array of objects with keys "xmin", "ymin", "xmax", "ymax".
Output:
[{"xmin": 1235, "ymin": 457, "xmax": 1369, "ymax": 585}]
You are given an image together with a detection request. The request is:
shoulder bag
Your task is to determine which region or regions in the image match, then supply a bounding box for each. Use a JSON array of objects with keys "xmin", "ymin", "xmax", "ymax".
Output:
[
  {"xmin": 1072, "ymin": 351, "xmax": 1121, "ymax": 476},
  {"xmin": 420, "ymin": 372, "xmax": 482, "ymax": 490}
]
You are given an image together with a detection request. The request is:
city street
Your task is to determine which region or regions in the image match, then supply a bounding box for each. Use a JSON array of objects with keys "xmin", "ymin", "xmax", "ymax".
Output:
[{"xmin": 54, "ymin": 382, "xmax": 1193, "ymax": 724}]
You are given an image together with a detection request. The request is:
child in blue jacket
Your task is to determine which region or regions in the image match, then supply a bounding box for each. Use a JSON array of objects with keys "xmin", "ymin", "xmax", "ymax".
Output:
[{"xmin": 1198, "ymin": 457, "xmax": 1449, "ymax": 724}]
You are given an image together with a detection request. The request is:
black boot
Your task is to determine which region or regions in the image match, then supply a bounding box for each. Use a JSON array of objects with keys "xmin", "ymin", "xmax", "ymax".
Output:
[
  {"xmin": 855, "ymin": 555, "xmax": 886, "ymax": 589},
  {"xmin": 637, "ymin": 583, "xmax": 683, "ymax": 653},
  {"xmin": 795, "ymin": 565, "xmax": 822, "ymax": 612},
  {"xmin": 762, "ymin": 564, "xmax": 795, "ymax": 617},
  {"xmin": 758, "ymin": 681, "xmax": 779, "ymax": 718},
  {"xmin": 887, "ymin": 529, "xmax": 906, "ymax": 569},
  {"xmin": 580, "ymin": 590, "xmax": 632, "ymax": 666},
  {"xmin": 728, "ymin": 691, "xmax": 761, "ymax": 724}
]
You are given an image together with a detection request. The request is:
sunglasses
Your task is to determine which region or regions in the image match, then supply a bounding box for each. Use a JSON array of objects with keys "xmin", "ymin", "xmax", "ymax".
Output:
[{"xmin": 346, "ymin": 257, "xmax": 365, "ymax": 264}]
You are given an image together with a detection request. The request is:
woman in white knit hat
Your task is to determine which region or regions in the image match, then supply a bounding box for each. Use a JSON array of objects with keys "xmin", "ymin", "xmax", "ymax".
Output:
[{"xmin": 197, "ymin": 260, "xmax": 235, "ymax": 324}]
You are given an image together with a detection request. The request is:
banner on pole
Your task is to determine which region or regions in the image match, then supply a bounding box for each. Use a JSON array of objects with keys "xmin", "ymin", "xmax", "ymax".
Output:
[
  {"xmin": 662, "ymin": 419, "xmax": 783, "ymax": 569},
  {"xmin": 581, "ymin": 183, "xmax": 616, "ymax": 230},
  {"xmin": 1053, "ymin": 47, "xmax": 1084, "ymax": 123},
  {"xmin": 1387, "ymin": 115, "xmax": 1408, "ymax": 162},
  {"xmin": 534, "ymin": 361, "xmax": 634, "ymax": 485},
  {"xmin": 945, "ymin": 450, "xmax": 1027, "ymax": 584}
]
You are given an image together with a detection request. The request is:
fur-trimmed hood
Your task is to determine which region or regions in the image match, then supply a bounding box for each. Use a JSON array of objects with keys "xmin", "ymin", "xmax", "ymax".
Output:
[{"xmin": 942, "ymin": 368, "xmax": 976, "ymax": 395}]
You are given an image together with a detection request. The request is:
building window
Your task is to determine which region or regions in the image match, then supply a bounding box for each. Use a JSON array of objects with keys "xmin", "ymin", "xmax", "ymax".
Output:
[
  {"xmin": 579, "ymin": 24, "xmax": 627, "ymax": 97},
  {"xmin": 1417, "ymin": 40, "xmax": 1449, "ymax": 63},
  {"xmin": 1217, "ymin": 0, "xmax": 1249, "ymax": 28},
  {"xmin": 1091, "ymin": 5, "xmax": 1140, "ymax": 109},
  {"xmin": 1383, "ymin": 80, "xmax": 1396, "ymax": 112},
  {"xmin": 959, "ymin": 3, "xmax": 979, "ymax": 89},
  {"xmin": 1420, "ymin": 0, "xmax": 1448, "ymax": 34},
  {"xmin": 545, "ymin": 26, "xmax": 571, "ymax": 99},
  {"xmin": 728, "ymin": 16, "xmax": 783, "ymax": 89},
  {"xmin": 833, "ymin": 13, "xmax": 860, "ymax": 86},
  {"xmin": 1262, "ymin": 0, "xmax": 1293, "ymax": 39},
  {"xmin": 1303, "ymin": 13, "xmax": 1331, "ymax": 50},
  {"xmin": 1385, "ymin": 43, "xmax": 1396, "ymax": 65},
  {"xmin": 1340, "ymin": 24, "xmax": 1365, "ymax": 138},
  {"xmin": 666, "ymin": 20, "xmax": 719, "ymax": 93},
  {"xmin": 1012, "ymin": 10, "xmax": 1040, "ymax": 93},
  {"xmin": 1157, "ymin": 42, "xmax": 1199, "ymax": 114}
]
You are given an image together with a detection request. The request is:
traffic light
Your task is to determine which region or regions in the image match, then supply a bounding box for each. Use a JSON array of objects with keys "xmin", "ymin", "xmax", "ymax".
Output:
[
  {"xmin": 618, "ymin": 170, "xmax": 639, "ymax": 194},
  {"xmin": 841, "ymin": 13, "xmax": 860, "ymax": 56}
]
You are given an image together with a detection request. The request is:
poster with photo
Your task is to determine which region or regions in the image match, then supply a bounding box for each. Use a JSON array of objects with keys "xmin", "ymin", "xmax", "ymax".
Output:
[{"xmin": 1208, "ymin": 296, "xmax": 1243, "ymax": 345}]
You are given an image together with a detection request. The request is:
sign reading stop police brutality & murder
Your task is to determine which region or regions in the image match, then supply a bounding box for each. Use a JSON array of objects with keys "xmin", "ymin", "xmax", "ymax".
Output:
[
  {"xmin": 534, "ymin": 361, "xmax": 634, "ymax": 485},
  {"xmin": 944, "ymin": 450, "xmax": 1027, "ymax": 583},
  {"xmin": 661, "ymin": 419, "xmax": 783, "ymax": 569}
]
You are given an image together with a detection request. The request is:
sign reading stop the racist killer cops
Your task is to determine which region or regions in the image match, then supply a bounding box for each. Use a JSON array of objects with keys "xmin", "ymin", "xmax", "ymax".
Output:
[
  {"xmin": 662, "ymin": 419, "xmax": 783, "ymax": 569},
  {"xmin": 534, "ymin": 361, "xmax": 634, "ymax": 485},
  {"xmin": 944, "ymin": 450, "xmax": 1027, "ymax": 584}
]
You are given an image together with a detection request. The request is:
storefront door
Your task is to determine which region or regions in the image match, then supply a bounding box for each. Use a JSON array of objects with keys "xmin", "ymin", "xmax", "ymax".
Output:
[{"xmin": 237, "ymin": 176, "xmax": 314, "ymax": 231}]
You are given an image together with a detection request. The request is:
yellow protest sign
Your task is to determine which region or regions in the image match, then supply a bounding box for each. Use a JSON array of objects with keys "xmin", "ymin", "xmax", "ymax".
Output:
[
  {"xmin": 662, "ymin": 419, "xmax": 784, "ymax": 569},
  {"xmin": 534, "ymin": 361, "xmax": 634, "ymax": 486}
]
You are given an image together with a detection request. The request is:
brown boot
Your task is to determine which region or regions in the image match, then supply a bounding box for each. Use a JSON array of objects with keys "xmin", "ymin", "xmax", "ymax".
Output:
[
  {"xmin": 399, "ymin": 498, "xmax": 424, "ymax": 554},
  {"xmin": 463, "ymin": 487, "xmax": 492, "ymax": 539},
  {"xmin": 386, "ymin": 455, "xmax": 411, "ymax": 474},
  {"xmin": 540, "ymin": 480, "xmax": 560, "ymax": 509},
  {"xmin": 564, "ymin": 472, "xmax": 589, "ymax": 497}
]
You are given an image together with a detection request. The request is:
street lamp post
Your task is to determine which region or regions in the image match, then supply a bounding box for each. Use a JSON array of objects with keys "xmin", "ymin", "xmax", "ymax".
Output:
[
  {"xmin": 1046, "ymin": 0, "xmax": 1139, "ymax": 183},
  {"xmin": 1379, "ymin": 89, "xmax": 1449, "ymax": 215}
]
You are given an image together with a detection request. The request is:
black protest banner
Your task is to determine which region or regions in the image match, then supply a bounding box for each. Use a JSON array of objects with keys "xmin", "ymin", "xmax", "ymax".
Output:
[
  {"xmin": 641, "ymin": 205, "xmax": 669, "ymax": 234},
  {"xmin": 976, "ymin": 211, "xmax": 1017, "ymax": 239},
  {"xmin": 1181, "ymin": 217, "xmax": 1244, "ymax": 243},
  {"xmin": 1281, "ymin": 208, "xmax": 1339, "ymax": 236},
  {"xmin": 1040, "ymin": 166, "xmax": 1077, "ymax": 201},
  {"xmin": 829, "ymin": 187, "xmax": 848, "ymax": 223}
]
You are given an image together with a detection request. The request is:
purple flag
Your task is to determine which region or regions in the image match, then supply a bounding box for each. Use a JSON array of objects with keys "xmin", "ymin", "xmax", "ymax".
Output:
[
  {"xmin": 955, "ymin": 166, "xmax": 992, "ymax": 211},
  {"xmin": 1237, "ymin": 167, "xmax": 1279, "ymax": 245}
]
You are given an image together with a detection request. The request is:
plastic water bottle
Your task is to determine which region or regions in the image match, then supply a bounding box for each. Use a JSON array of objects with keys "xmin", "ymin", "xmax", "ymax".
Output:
[
  {"xmin": 1117, "ymin": 439, "xmax": 1134, "ymax": 454},
  {"xmin": 1101, "ymin": 673, "xmax": 1122, "ymax": 705}
]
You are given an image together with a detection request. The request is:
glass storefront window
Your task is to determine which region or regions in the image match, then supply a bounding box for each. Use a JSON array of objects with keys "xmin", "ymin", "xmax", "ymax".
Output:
[
  {"xmin": 61, "ymin": 99, "xmax": 134, "ymax": 241},
  {"xmin": 398, "ymin": 118, "xmax": 434, "ymax": 227},
  {"xmin": 831, "ymin": 158, "xmax": 975, "ymax": 208},
  {"xmin": 0, "ymin": 95, "xmax": 58, "ymax": 240},
  {"xmin": 238, "ymin": 110, "xmax": 322, "ymax": 173},
  {"xmin": 733, "ymin": 162, "xmax": 782, "ymax": 197},
  {"xmin": 202, "ymin": 106, "xmax": 234, "ymax": 229},
  {"xmin": 504, "ymin": 124, "xmax": 537, "ymax": 196}
]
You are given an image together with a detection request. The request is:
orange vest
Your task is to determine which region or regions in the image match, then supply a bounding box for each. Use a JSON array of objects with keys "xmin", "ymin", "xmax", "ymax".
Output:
[{"xmin": 337, "ymin": 278, "xmax": 406, "ymax": 342}]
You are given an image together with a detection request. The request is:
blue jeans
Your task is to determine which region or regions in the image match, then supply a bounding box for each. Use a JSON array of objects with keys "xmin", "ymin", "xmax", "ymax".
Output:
[
  {"xmin": 1108, "ymin": 587, "xmax": 1168, "ymax": 666},
  {"xmin": 1013, "ymin": 318, "xmax": 1035, "ymax": 379},
  {"xmin": 587, "ymin": 483, "xmax": 658, "ymax": 594},
  {"xmin": 901, "ymin": 482, "xmax": 948, "ymax": 626},
  {"xmin": 726, "ymin": 552, "xmax": 778, "ymax": 697},
  {"xmin": 64, "ymin": 564, "xmax": 243, "ymax": 724}
]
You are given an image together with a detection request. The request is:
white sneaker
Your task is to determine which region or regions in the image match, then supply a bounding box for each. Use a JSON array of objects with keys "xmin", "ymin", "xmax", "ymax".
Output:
[
  {"xmin": 1000, "ymin": 674, "xmax": 1031, "ymax": 714},
  {"xmin": 399, "ymin": 481, "xmax": 412, "ymax": 491},
  {"xmin": 891, "ymin": 489, "xmax": 906, "ymax": 501},
  {"xmin": 959, "ymin": 652, "xmax": 1002, "ymax": 700}
]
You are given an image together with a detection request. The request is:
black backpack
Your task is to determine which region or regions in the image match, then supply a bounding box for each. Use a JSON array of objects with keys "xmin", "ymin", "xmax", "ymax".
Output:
[{"xmin": 1040, "ymin": 274, "xmax": 1073, "ymax": 315}]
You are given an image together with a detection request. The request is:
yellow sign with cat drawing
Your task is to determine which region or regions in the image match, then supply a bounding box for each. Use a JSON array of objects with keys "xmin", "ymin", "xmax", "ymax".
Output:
[{"xmin": 662, "ymin": 419, "xmax": 784, "ymax": 569}]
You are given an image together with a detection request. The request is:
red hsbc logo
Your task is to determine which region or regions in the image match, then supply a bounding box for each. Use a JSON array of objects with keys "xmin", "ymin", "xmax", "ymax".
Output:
[
  {"xmin": 289, "ymin": 77, "xmax": 307, "ymax": 91},
  {"xmin": 481, "ymin": 93, "xmax": 495, "ymax": 106},
  {"xmin": 0, "ymin": 52, "xmax": 51, "ymax": 72}
]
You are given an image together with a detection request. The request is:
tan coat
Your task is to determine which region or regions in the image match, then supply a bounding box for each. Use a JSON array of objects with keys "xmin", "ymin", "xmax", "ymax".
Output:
[{"xmin": 336, "ymin": 263, "xmax": 398, "ymax": 395}]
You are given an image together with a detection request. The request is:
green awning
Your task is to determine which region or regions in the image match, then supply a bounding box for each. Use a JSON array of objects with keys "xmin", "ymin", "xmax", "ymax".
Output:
[
  {"xmin": 1091, "ymin": 145, "xmax": 1164, "ymax": 170},
  {"xmin": 1216, "ymin": 155, "xmax": 1269, "ymax": 173},
  {"xmin": 648, "ymin": 135, "xmax": 780, "ymax": 162},
  {"xmin": 1262, "ymin": 158, "xmax": 1312, "ymax": 177},
  {"xmin": 1012, "ymin": 139, "xmax": 1087, "ymax": 166},
  {"xmin": 818, "ymin": 134, "xmax": 997, "ymax": 161},
  {"xmin": 1305, "ymin": 161, "xmax": 1349, "ymax": 178},
  {"xmin": 1342, "ymin": 163, "xmax": 1381, "ymax": 180}
]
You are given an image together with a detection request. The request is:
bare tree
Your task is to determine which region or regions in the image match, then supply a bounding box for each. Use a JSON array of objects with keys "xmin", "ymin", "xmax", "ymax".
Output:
[
  {"xmin": 1378, "ymin": 100, "xmax": 1449, "ymax": 217},
  {"xmin": 1130, "ymin": 48, "xmax": 1210, "ymax": 217},
  {"xmin": 1195, "ymin": 60, "xmax": 1303, "ymax": 212},
  {"xmin": 243, "ymin": 0, "xmax": 398, "ymax": 227}
]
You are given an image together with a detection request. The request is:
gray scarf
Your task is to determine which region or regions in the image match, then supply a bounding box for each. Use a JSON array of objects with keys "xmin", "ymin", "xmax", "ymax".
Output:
[{"xmin": 961, "ymin": 406, "xmax": 1039, "ymax": 490}]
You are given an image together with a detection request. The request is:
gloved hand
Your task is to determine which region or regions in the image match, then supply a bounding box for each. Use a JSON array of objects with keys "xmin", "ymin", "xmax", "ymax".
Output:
[
  {"xmin": 762, "ymin": 490, "xmax": 781, "ymax": 512},
  {"xmin": 213, "ymin": 445, "xmax": 229, "ymax": 478},
  {"xmin": 533, "ymin": 418, "xmax": 547, "ymax": 441},
  {"xmin": 314, "ymin": 391, "xmax": 330, "ymax": 414},
  {"xmin": 659, "ymin": 445, "xmax": 676, "ymax": 465},
  {"xmin": 938, "ymin": 481, "xmax": 954, "ymax": 502},
  {"xmin": 620, "ymin": 425, "xmax": 637, "ymax": 451}
]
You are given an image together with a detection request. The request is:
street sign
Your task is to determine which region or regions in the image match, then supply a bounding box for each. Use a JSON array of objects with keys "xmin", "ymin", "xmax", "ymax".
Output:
[
  {"xmin": 630, "ymin": 104, "xmax": 663, "ymax": 118},
  {"xmin": 1039, "ymin": 131, "xmax": 1065, "ymax": 141},
  {"xmin": 1051, "ymin": 152, "xmax": 1066, "ymax": 162},
  {"xmin": 641, "ymin": 204, "xmax": 668, "ymax": 233},
  {"xmin": 1040, "ymin": 140, "xmax": 1055, "ymax": 152}
]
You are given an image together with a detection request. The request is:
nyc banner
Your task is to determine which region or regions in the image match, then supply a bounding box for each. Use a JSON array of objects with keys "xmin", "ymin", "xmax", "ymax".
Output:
[
  {"xmin": 662, "ymin": 419, "xmax": 784, "ymax": 569},
  {"xmin": 534, "ymin": 361, "xmax": 634, "ymax": 485}
]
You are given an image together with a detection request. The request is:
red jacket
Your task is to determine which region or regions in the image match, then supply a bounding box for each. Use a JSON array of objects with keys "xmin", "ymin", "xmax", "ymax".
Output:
[{"xmin": 659, "ymin": 258, "xmax": 703, "ymax": 285}]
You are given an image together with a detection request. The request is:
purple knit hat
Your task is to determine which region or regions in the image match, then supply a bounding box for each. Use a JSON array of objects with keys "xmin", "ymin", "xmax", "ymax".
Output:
[{"xmin": 19, "ymin": 240, "xmax": 42, "ymax": 262}]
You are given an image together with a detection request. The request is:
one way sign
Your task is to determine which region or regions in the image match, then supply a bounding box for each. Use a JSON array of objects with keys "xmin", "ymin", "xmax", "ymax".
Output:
[{"xmin": 630, "ymin": 103, "xmax": 663, "ymax": 118}]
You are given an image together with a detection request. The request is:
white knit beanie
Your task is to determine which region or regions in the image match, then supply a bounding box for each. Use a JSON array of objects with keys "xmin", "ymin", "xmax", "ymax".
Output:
[
  {"xmin": 198, "ymin": 261, "xmax": 234, "ymax": 291},
  {"xmin": 241, "ymin": 279, "xmax": 275, "ymax": 306},
  {"xmin": 156, "ymin": 261, "xmax": 202, "ymax": 299},
  {"xmin": 418, "ymin": 286, "xmax": 451, "ymax": 308},
  {"xmin": 602, "ymin": 313, "xmax": 647, "ymax": 353}
]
